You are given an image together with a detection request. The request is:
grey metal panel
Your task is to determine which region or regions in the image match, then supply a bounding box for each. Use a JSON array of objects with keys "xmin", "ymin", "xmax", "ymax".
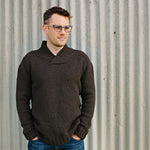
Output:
[{"xmin": 0, "ymin": 0, "xmax": 150, "ymax": 150}]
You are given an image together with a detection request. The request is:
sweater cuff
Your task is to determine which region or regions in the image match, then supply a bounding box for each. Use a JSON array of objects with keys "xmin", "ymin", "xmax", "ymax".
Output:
[
  {"xmin": 23, "ymin": 128, "xmax": 38, "ymax": 140},
  {"xmin": 74, "ymin": 124, "xmax": 88, "ymax": 140}
]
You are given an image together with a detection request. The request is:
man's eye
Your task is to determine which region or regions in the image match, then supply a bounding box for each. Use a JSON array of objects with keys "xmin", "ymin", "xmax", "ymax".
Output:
[
  {"xmin": 65, "ymin": 26, "xmax": 70, "ymax": 30},
  {"xmin": 55, "ymin": 26, "xmax": 62, "ymax": 29}
]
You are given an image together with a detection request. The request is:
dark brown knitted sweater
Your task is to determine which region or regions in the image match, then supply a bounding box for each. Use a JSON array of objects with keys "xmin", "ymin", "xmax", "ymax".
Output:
[{"xmin": 16, "ymin": 41, "xmax": 95, "ymax": 146}]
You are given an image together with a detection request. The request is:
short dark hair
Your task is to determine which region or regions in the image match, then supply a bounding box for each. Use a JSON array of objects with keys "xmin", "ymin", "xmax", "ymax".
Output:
[{"xmin": 43, "ymin": 6, "xmax": 72, "ymax": 24}]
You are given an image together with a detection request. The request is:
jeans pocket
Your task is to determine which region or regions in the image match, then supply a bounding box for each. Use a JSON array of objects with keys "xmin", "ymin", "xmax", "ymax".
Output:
[
  {"xmin": 64, "ymin": 138, "xmax": 84, "ymax": 150},
  {"xmin": 72, "ymin": 137, "xmax": 81, "ymax": 141}
]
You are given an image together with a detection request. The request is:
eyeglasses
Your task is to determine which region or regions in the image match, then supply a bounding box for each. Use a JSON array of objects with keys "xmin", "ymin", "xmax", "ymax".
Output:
[{"xmin": 47, "ymin": 24, "xmax": 72, "ymax": 33}]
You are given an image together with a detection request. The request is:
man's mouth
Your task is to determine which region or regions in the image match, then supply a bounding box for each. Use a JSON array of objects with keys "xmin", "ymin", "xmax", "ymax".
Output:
[{"xmin": 58, "ymin": 37, "xmax": 66, "ymax": 40}]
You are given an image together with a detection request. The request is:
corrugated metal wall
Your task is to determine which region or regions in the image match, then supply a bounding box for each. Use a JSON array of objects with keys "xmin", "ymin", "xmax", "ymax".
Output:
[{"xmin": 0, "ymin": 0, "xmax": 149, "ymax": 150}]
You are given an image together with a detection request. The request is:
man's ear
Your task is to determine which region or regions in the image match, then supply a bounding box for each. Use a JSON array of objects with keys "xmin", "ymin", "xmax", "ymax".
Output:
[{"xmin": 42, "ymin": 24, "xmax": 48, "ymax": 34}]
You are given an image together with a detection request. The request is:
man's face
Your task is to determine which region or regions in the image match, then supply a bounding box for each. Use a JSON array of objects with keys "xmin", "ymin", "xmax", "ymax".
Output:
[{"xmin": 43, "ymin": 13, "xmax": 70, "ymax": 48}]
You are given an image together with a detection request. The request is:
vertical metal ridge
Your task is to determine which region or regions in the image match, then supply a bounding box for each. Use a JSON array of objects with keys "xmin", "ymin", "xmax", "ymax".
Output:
[
  {"xmin": 148, "ymin": 1, "xmax": 150, "ymax": 150},
  {"xmin": 88, "ymin": 1, "xmax": 99, "ymax": 150},
  {"xmin": 0, "ymin": 0, "xmax": 3, "ymax": 147},
  {"xmin": 32, "ymin": 0, "xmax": 41, "ymax": 49},
  {"xmin": 69, "ymin": 0, "xmax": 76, "ymax": 49},
  {"xmin": 138, "ymin": 0, "xmax": 147, "ymax": 150},
  {"xmin": 109, "ymin": 1, "xmax": 117, "ymax": 150},
  {"xmin": 144, "ymin": 1, "xmax": 149, "ymax": 150},
  {"xmin": 79, "ymin": 0, "xmax": 86, "ymax": 52},
  {"xmin": 13, "ymin": 1, "xmax": 24, "ymax": 150},
  {"xmin": 128, "ymin": 0, "xmax": 136, "ymax": 150},
  {"xmin": 99, "ymin": 1, "xmax": 108, "ymax": 150},
  {"xmin": 118, "ymin": 0, "xmax": 127, "ymax": 150},
  {"xmin": 3, "ymin": 0, "xmax": 12, "ymax": 149}
]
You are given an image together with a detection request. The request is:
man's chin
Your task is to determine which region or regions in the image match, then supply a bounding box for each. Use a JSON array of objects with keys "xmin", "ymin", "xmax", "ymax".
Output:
[{"xmin": 56, "ymin": 42, "xmax": 67, "ymax": 47}]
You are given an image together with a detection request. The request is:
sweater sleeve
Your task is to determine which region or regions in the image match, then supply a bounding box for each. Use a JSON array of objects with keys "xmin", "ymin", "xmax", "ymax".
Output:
[
  {"xmin": 74, "ymin": 57, "xmax": 95, "ymax": 139},
  {"xmin": 16, "ymin": 55, "xmax": 37, "ymax": 140}
]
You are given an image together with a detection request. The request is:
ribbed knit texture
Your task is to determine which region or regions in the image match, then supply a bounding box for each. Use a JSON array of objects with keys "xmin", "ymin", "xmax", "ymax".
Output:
[{"xmin": 16, "ymin": 41, "xmax": 95, "ymax": 146}]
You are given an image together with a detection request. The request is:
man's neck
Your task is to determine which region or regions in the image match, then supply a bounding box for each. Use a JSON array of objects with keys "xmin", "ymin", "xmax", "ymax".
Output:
[{"xmin": 47, "ymin": 42, "xmax": 64, "ymax": 56}]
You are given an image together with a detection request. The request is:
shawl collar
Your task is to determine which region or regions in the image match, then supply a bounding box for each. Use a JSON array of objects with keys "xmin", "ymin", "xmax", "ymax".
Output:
[{"xmin": 38, "ymin": 41, "xmax": 74, "ymax": 64}]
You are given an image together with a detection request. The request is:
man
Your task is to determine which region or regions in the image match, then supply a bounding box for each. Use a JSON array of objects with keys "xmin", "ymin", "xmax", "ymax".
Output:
[{"xmin": 16, "ymin": 6, "xmax": 95, "ymax": 150}]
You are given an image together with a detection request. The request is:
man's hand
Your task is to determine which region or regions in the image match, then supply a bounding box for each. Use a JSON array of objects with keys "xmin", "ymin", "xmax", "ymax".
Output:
[
  {"xmin": 32, "ymin": 136, "xmax": 39, "ymax": 141},
  {"xmin": 72, "ymin": 134, "xmax": 81, "ymax": 140}
]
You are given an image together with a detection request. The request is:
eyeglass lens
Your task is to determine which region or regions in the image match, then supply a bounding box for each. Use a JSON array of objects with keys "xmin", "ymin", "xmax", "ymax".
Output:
[{"xmin": 53, "ymin": 25, "xmax": 72, "ymax": 32}]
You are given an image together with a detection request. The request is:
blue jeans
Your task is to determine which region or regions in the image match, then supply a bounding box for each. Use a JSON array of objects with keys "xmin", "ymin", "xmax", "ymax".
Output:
[{"xmin": 28, "ymin": 138, "xmax": 84, "ymax": 150}]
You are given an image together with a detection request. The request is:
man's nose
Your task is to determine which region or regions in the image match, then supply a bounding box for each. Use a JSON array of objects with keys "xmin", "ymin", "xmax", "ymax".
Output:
[{"xmin": 60, "ymin": 27, "xmax": 66, "ymax": 34}]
